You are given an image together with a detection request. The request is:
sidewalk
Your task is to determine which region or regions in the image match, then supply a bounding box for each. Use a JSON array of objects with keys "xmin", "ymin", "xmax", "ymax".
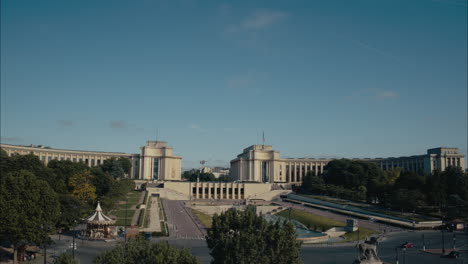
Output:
[
  {"xmin": 142, "ymin": 197, "xmax": 161, "ymax": 232},
  {"xmin": 421, "ymin": 248, "xmax": 458, "ymax": 255}
]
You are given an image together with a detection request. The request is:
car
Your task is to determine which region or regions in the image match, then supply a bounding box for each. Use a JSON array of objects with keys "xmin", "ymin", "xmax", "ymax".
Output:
[
  {"xmin": 445, "ymin": 251, "xmax": 460, "ymax": 259},
  {"xmin": 401, "ymin": 242, "xmax": 414, "ymax": 248}
]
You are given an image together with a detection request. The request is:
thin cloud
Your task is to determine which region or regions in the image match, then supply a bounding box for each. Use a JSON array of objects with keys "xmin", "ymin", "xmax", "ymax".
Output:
[
  {"xmin": 57, "ymin": 120, "xmax": 73, "ymax": 127},
  {"xmin": 345, "ymin": 89, "xmax": 399, "ymax": 101},
  {"xmin": 330, "ymin": 33, "xmax": 403, "ymax": 63},
  {"xmin": 227, "ymin": 74, "xmax": 255, "ymax": 89},
  {"xmin": 377, "ymin": 90, "xmax": 399, "ymax": 99},
  {"xmin": 189, "ymin": 124, "xmax": 207, "ymax": 132},
  {"xmin": 228, "ymin": 9, "xmax": 289, "ymax": 32},
  {"xmin": 110, "ymin": 120, "xmax": 127, "ymax": 129}
]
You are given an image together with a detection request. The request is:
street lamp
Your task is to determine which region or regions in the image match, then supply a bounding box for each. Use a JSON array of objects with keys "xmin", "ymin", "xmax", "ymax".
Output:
[
  {"xmin": 72, "ymin": 220, "xmax": 77, "ymax": 259},
  {"xmin": 40, "ymin": 224, "xmax": 48, "ymax": 264},
  {"xmin": 452, "ymin": 233, "xmax": 456, "ymax": 249},
  {"xmin": 395, "ymin": 247, "xmax": 399, "ymax": 264},
  {"xmin": 442, "ymin": 228, "xmax": 445, "ymax": 254},
  {"xmin": 125, "ymin": 197, "xmax": 128, "ymax": 243},
  {"xmin": 403, "ymin": 247, "xmax": 406, "ymax": 264},
  {"xmin": 422, "ymin": 234, "xmax": 425, "ymax": 251}
]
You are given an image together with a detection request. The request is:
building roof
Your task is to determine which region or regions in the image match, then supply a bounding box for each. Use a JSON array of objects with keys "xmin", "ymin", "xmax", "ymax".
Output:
[{"xmin": 84, "ymin": 202, "xmax": 116, "ymax": 225}]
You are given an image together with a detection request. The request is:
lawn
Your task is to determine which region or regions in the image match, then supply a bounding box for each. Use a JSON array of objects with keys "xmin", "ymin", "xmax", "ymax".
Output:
[
  {"xmin": 115, "ymin": 217, "xmax": 133, "ymax": 226},
  {"xmin": 112, "ymin": 209, "xmax": 136, "ymax": 218},
  {"xmin": 109, "ymin": 191, "xmax": 143, "ymax": 226},
  {"xmin": 341, "ymin": 227, "xmax": 376, "ymax": 242},
  {"xmin": 297, "ymin": 194, "xmax": 434, "ymax": 222},
  {"xmin": 276, "ymin": 209, "xmax": 345, "ymax": 231},
  {"xmin": 192, "ymin": 209, "xmax": 212, "ymax": 228}
]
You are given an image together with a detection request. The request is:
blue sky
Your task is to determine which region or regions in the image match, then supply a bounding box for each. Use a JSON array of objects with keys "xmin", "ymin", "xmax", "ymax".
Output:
[{"xmin": 1, "ymin": 0, "xmax": 467, "ymax": 169}]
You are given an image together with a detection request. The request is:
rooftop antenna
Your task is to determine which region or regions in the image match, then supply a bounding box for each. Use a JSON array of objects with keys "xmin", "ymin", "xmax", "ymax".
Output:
[
  {"xmin": 156, "ymin": 128, "xmax": 159, "ymax": 142},
  {"xmin": 262, "ymin": 131, "xmax": 265, "ymax": 148}
]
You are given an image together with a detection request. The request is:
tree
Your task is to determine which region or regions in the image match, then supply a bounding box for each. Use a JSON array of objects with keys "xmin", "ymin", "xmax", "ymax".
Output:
[
  {"xmin": 0, "ymin": 148, "xmax": 7, "ymax": 158},
  {"xmin": 93, "ymin": 238, "xmax": 200, "ymax": 264},
  {"xmin": 0, "ymin": 170, "xmax": 60, "ymax": 264},
  {"xmin": 57, "ymin": 195, "xmax": 83, "ymax": 230},
  {"xmin": 68, "ymin": 171, "xmax": 97, "ymax": 202},
  {"xmin": 54, "ymin": 252, "xmax": 77, "ymax": 264},
  {"xmin": 47, "ymin": 160, "xmax": 88, "ymax": 191},
  {"xmin": 118, "ymin": 157, "xmax": 132, "ymax": 175},
  {"xmin": 301, "ymin": 171, "xmax": 325, "ymax": 193},
  {"xmin": 207, "ymin": 206, "xmax": 302, "ymax": 264},
  {"xmin": 216, "ymin": 174, "xmax": 235, "ymax": 182},
  {"xmin": 100, "ymin": 158, "xmax": 131, "ymax": 179},
  {"xmin": 90, "ymin": 167, "xmax": 114, "ymax": 197},
  {"xmin": 4, "ymin": 154, "xmax": 65, "ymax": 194},
  {"xmin": 390, "ymin": 188, "xmax": 426, "ymax": 211},
  {"xmin": 182, "ymin": 170, "xmax": 216, "ymax": 182}
]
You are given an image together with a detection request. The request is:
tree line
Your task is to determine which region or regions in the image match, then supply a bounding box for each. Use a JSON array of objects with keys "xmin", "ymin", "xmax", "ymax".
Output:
[
  {"xmin": 0, "ymin": 149, "xmax": 134, "ymax": 263},
  {"xmin": 182, "ymin": 170, "xmax": 235, "ymax": 182},
  {"xmin": 94, "ymin": 206, "xmax": 302, "ymax": 264},
  {"xmin": 301, "ymin": 159, "xmax": 468, "ymax": 218}
]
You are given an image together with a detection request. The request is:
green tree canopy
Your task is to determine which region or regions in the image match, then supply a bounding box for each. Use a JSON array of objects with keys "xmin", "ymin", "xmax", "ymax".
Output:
[
  {"xmin": 301, "ymin": 171, "xmax": 325, "ymax": 193},
  {"xmin": 68, "ymin": 171, "xmax": 97, "ymax": 203},
  {"xmin": 54, "ymin": 252, "xmax": 77, "ymax": 264},
  {"xmin": 93, "ymin": 238, "xmax": 200, "ymax": 264},
  {"xmin": 207, "ymin": 206, "xmax": 302, "ymax": 264},
  {"xmin": 183, "ymin": 171, "xmax": 216, "ymax": 182},
  {"xmin": 3, "ymin": 154, "xmax": 66, "ymax": 193},
  {"xmin": 47, "ymin": 160, "xmax": 88, "ymax": 190},
  {"xmin": 90, "ymin": 167, "xmax": 114, "ymax": 197},
  {"xmin": 0, "ymin": 148, "xmax": 7, "ymax": 158},
  {"xmin": 100, "ymin": 158, "xmax": 131, "ymax": 179},
  {"xmin": 118, "ymin": 157, "xmax": 132, "ymax": 175},
  {"xmin": 0, "ymin": 170, "xmax": 60, "ymax": 263}
]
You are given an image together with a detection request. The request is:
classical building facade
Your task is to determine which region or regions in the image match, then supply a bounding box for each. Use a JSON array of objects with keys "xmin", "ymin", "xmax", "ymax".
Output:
[
  {"xmin": 138, "ymin": 141, "xmax": 182, "ymax": 181},
  {"xmin": 230, "ymin": 145, "xmax": 466, "ymax": 184},
  {"xmin": 369, "ymin": 147, "xmax": 465, "ymax": 175},
  {"xmin": 0, "ymin": 141, "xmax": 182, "ymax": 181},
  {"xmin": 230, "ymin": 145, "xmax": 331, "ymax": 184}
]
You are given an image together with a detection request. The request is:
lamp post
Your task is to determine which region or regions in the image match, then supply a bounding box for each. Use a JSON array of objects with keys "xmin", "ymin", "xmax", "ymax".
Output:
[
  {"xmin": 41, "ymin": 224, "xmax": 48, "ymax": 264},
  {"xmin": 357, "ymin": 225, "xmax": 360, "ymax": 243},
  {"xmin": 422, "ymin": 234, "xmax": 426, "ymax": 251},
  {"xmin": 442, "ymin": 228, "xmax": 445, "ymax": 254},
  {"xmin": 452, "ymin": 233, "xmax": 456, "ymax": 249},
  {"xmin": 403, "ymin": 248, "xmax": 406, "ymax": 264},
  {"xmin": 125, "ymin": 197, "xmax": 128, "ymax": 243},
  {"xmin": 395, "ymin": 247, "xmax": 399, "ymax": 264},
  {"xmin": 72, "ymin": 220, "xmax": 76, "ymax": 259}
]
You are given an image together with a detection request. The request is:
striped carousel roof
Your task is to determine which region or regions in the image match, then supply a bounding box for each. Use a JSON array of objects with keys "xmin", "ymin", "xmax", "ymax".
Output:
[{"xmin": 85, "ymin": 202, "xmax": 116, "ymax": 225}]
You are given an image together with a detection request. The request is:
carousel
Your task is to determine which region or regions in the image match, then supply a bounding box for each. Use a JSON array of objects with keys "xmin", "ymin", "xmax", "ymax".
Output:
[{"xmin": 84, "ymin": 202, "xmax": 116, "ymax": 239}]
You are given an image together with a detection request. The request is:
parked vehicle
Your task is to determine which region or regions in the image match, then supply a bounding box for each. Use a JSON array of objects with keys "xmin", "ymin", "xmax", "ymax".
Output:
[
  {"xmin": 445, "ymin": 251, "xmax": 460, "ymax": 259},
  {"xmin": 401, "ymin": 242, "xmax": 414, "ymax": 248}
]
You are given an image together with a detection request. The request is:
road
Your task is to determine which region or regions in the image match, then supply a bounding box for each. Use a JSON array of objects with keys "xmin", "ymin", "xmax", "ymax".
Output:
[
  {"xmin": 163, "ymin": 199, "xmax": 205, "ymax": 239},
  {"xmin": 277, "ymin": 200, "xmax": 406, "ymax": 233},
  {"xmin": 301, "ymin": 231, "xmax": 467, "ymax": 264},
  {"xmin": 49, "ymin": 230, "xmax": 466, "ymax": 264},
  {"xmin": 45, "ymin": 200, "xmax": 466, "ymax": 264},
  {"xmin": 47, "ymin": 234, "xmax": 118, "ymax": 264}
]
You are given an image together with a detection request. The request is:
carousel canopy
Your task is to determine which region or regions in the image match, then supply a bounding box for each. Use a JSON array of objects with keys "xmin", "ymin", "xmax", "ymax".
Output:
[{"xmin": 85, "ymin": 202, "xmax": 116, "ymax": 225}]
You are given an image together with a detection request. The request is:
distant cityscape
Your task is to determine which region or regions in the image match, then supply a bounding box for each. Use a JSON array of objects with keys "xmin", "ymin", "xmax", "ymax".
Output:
[{"xmin": 1, "ymin": 141, "xmax": 465, "ymax": 183}]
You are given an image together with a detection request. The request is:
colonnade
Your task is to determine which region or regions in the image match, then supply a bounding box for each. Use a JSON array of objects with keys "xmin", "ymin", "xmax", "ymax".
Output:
[
  {"xmin": 283, "ymin": 161, "xmax": 328, "ymax": 183},
  {"xmin": 191, "ymin": 182, "xmax": 245, "ymax": 200}
]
